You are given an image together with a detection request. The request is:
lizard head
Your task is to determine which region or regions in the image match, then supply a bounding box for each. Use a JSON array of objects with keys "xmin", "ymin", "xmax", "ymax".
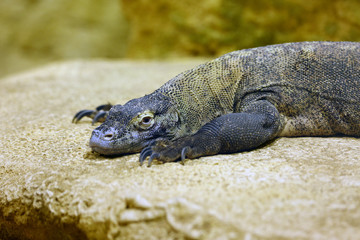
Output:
[{"xmin": 89, "ymin": 94, "xmax": 180, "ymax": 155}]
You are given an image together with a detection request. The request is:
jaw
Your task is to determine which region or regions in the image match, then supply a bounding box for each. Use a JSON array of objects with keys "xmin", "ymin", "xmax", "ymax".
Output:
[
  {"xmin": 89, "ymin": 133, "xmax": 144, "ymax": 156},
  {"xmin": 90, "ymin": 145, "xmax": 125, "ymax": 156}
]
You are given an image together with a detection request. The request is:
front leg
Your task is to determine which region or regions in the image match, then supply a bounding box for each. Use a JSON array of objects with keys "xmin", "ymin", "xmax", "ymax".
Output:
[
  {"xmin": 140, "ymin": 100, "xmax": 282, "ymax": 166},
  {"xmin": 139, "ymin": 132, "xmax": 222, "ymax": 166}
]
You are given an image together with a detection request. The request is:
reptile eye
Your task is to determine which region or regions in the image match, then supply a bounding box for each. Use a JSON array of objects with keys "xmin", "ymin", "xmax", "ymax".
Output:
[
  {"xmin": 135, "ymin": 111, "xmax": 155, "ymax": 130},
  {"xmin": 142, "ymin": 116, "xmax": 152, "ymax": 124}
]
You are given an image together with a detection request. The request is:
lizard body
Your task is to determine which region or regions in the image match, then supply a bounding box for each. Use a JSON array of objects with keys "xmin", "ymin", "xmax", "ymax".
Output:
[{"xmin": 73, "ymin": 42, "xmax": 360, "ymax": 166}]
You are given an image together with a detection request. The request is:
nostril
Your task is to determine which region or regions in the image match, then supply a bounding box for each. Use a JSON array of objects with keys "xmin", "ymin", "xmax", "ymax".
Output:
[{"xmin": 103, "ymin": 133, "xmax": 114, "ymax": 141}]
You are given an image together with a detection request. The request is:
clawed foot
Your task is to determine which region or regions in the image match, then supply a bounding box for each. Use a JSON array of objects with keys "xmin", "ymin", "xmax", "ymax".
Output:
[
  {"xmin": 139, "ymin": 137, "xmax": 197, "ymax": 167},
  {"xmin": 72, "ymin": 103, "xmax": 112, "ymax": 125}
]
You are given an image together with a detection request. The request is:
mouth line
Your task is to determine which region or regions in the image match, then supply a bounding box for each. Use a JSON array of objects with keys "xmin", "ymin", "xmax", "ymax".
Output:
[
  {"xmin": 89, "ymin": 137, "xmax": 122, "ymax": 155},
  {"xmin": 90, "ymin": 145, "xmax": 123, "ymax": 156},
  {"xmin": 89, "ymin": 140, "xmax": 145, "ymax": 156}
]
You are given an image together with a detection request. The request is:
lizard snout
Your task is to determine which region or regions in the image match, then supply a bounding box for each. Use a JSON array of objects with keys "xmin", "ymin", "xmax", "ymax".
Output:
[
  {"xmin": 93, "ymin": 128, "xmax": 116, "ymax": 141},
  {"xmin": 89, "ymin": 126, "xmax": 143, "ymax": 155},
  {"xmin": 103, "ymin": 132, "xmax": 115, "ymax": 141},
  {"xmin": 89, "ymin": 128, "xmax": 120, "ymax": 155}
]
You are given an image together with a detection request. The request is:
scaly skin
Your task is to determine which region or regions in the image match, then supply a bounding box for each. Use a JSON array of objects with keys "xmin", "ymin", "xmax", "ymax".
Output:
[{"xmin": 73, "ymin": 42, "xmax": 360, "ymax": 166}]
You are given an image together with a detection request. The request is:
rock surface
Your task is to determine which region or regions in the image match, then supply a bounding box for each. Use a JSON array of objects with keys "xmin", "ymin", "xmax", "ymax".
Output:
[{"xmin": 1, "ymin": 61, "xmax": 360, "ymax": 240}]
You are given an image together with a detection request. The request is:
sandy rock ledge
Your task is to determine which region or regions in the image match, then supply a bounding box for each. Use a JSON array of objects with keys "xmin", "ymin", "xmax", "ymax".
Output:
[{"xmin": 1, "ymin": 60, "xmax": 360, "ymax": 240}]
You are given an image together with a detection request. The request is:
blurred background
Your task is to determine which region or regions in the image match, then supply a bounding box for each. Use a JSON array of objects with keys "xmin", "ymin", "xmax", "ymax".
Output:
[{"xmin": 0, "ymin": 0, "xmax": 360, "ymax": 78}]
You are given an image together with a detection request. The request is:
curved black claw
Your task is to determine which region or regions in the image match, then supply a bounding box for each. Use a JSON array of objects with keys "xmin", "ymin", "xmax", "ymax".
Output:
[
  {"xmin": 139, "ymin": 140, "xmax": 191, "ymax": 167},
  {"xmin": 72, "ymin": 110, "xmax": 95, "ymax": 123},
  {"xmin": 96, "ymin": 104, "xmax": 113, "ymax": 112},
  {"xmin": 180, "ymin": 147, "xmax": 190, "ymax": 165},
  {"xmin": 72, "ymin": 103, "xmax": 113, "ymax": 124},
  {"xmin": 139, "ymin": 146, "xmax": 153, "ymax": 166},
  {"xmin": 92, "ymin": 111, "xmax": 108, "ymax": 125},
  {"xmin": 148, "ymin": 153, "xmax": 160, "ymax": 167}
]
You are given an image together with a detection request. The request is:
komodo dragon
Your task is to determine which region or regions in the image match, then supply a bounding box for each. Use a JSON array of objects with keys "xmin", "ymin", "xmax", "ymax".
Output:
[{"xmin": 73, "ymin": 41, "xmax": 360, "ymax": 166}]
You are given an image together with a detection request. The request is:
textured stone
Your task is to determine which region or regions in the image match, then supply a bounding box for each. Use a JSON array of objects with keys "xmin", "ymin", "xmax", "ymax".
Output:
[{"xmin": 1, "ymin": 60, "xmax": 360, "ymax": 239}]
